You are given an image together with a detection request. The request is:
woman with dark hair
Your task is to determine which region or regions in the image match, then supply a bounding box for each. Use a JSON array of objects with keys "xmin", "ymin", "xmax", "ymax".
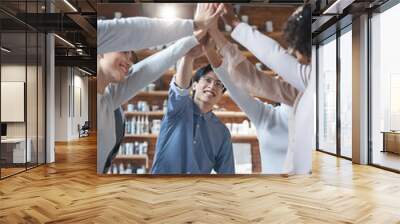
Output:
[
  {"xmin": 199, "ymin": 25, "xmax": 298, "ymax": 174},
  {"xmin": 218, "ymin": 4, "xmax": 313, "ymax": 175}
]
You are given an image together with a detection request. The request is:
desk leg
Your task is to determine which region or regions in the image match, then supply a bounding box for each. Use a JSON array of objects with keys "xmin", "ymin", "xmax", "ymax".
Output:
[
  {"xmin": 382, "ymin": 133, "xmax": 386, "ymax": 153},
  {"xmin": 251, "ymin": 143, "xmax": 261, "ymax": 173}
]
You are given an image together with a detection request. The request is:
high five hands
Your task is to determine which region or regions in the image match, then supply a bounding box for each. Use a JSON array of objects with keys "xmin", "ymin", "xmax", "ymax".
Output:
[
  {"xmin": 193, "ymin": 3, "xmax": 224, "ymax": 41},
  {"xmin": 192, "ymin": 3, "xmax": 239, "ymax": 67}
]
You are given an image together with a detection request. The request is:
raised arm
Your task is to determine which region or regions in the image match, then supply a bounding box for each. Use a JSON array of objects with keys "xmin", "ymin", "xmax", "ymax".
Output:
[
  {"xmin": 107, "ymin": 35, "xmax": 200, "ymax": 109},
  {"xmin": 203, "ymin": 37, "xmax": 272, "ymax": 125},
  {"xmin": 98, "ymin": 17, "xmax": 194, "ymax": 54},
  {"xmin": 230, "ymin": 23, "xmax": 310, "ymax": 92},
  {"xmin": 175, "ymin": 45, "xmax": 203, "ymax": 89},
  {"xmin": 213, "ymin": 63, "xmax": 271, "ymax": 126},
  {"xmin": 219, "ymin": 4, "xmax": 310, "ymax": 92},
  {"xmin": 98, "ymin": 3, "xmax": 223, "ymax": 54},
  {"xmin": 208, "ymin": 28, "xmax": 299, "ymax": 106}
]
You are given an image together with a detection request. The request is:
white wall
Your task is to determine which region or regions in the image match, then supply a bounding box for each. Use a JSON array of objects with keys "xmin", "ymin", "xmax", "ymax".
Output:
[
  {"xmin": 55, "ymin": 67, "xmax": 69, "ymax": 141},
  {"xmin": 1, "ymin": 63, "xmax": 46, "ymax": 164},
  {"xmin": 54, "ymin": 67, "xmax": 89, "ymax": 141},
  {"xmin": 1, "ymin": 65, "xmax": 29, "ymax": 137}
]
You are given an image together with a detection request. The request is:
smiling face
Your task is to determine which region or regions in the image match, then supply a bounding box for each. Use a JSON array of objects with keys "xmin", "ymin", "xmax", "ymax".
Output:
[
  {"xmin": 98, "ymin": 51, "xmax": 134, "ymax": 83},
  {"xmin": 193, "ymin": 71, "xmax": 225, "ymax": 107}
]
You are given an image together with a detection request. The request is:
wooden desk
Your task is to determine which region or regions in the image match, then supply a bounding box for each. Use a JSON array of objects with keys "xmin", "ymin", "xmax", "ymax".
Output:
[{"xmin": 381, "ymin": 131, "xmax": 400, "ymax": 154}]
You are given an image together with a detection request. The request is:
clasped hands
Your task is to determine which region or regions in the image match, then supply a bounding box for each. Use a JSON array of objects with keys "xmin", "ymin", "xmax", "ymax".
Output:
[{"xmin": 191, "ymin": 3, "xmax": 239, "ymax": 67}]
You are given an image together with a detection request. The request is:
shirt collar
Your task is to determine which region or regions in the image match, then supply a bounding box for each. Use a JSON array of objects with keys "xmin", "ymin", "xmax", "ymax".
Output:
[{"xmin": 192, "ymin": 101, "xmax": 217, "ymax": 122}]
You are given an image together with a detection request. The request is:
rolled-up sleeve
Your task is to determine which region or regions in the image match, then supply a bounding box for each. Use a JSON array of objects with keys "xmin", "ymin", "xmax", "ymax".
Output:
[
  {"xmin": 167, "ymin": 77, "xmax": 191, "ymax": 117},
  {"xmin": 219, "ymin": 42, "xmax": 299, "ymax": 106}
]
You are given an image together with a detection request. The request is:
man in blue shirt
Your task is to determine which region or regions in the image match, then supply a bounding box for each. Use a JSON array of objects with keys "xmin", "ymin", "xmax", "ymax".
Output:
[{"xmin": 151, "ymin": 46, "xmax": 235, "ymax": 174}]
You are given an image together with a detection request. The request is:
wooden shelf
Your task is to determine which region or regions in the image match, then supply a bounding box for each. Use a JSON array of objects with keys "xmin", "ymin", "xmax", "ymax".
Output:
[
  {"xmin": 134, "ymin": 90, "xmax": 271, "ymax": 102},
  {"xmin": 125, "ymin": 111, "xmax": 164, "ymax": 117},
  {"xmin": 113, "ymin": 154, "xmax": 149, "ymax": 168},
  {"xmin": 125, "ymin": 134, "xmax": 158, "ymax": 138},
  {"xmin": 124, "ymin": 110, "xmax": 247, "ymax": 119},
  {"xmin": 135, "ymin": 91, "xmax": 169, "ymax": 97},
  {"xmin": 163, "ymin": 68, "xmax": 276, "ymax": 78},
  {"xmin": 222, "ymin": 31, "xmax": 282, "ymax": 36},
  {"xmin": 123, "ymin": 134, "xmax": 258, "ymax": 142},
  {"xmin": 114, "ymin": 154, "xmax": 148, "ymax": 160}
]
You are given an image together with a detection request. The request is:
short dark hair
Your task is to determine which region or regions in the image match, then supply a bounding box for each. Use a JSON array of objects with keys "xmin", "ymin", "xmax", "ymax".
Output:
[
  {"xmin": 283, "ymin": 4, "xmax": 311, "ymax": 60},
  {"xmin": 193, "ymin": 64, "xmax": 213, "ymax": 83},
  {"xmin": 192, "ymin": 64, "xmax": 226, "ymax": 93}
]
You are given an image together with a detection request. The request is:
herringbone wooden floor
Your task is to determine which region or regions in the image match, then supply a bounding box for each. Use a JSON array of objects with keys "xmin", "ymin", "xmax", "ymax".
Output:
[{"xmin": 1, "ymin": 134, "xmax": 399, "ymax": 223}]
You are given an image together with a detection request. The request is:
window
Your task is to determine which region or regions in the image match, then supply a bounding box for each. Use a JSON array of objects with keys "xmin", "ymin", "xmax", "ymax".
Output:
[
  {"xmin": 0, "ymin": 1, "xmax": 47, "ymax": 179},
  {"xmin": 339, "ymin": 28, "xmax": 352, "ymax": 158},
  {"xmin": 370, "ymin": 2, "xmax": 400, "ymax": 171},
  {"xmin": 317, "ymin": 36, "xmax": 337, "ymax": 154}
]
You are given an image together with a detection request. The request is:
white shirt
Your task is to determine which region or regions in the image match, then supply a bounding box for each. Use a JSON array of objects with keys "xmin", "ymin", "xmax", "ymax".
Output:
[
  {"xmin": 231, "ymin": 23, "xmax": 314, "ymax": 175},
  {"xmin": 97, "ymin": 18, "xmax": 198, "ymax": 173},
  {"xmin": 214, "ymin": 63, "xmax": 292, "ymax": 174}
]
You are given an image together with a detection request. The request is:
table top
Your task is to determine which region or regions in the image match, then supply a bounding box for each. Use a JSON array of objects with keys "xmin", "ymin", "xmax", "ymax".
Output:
[
  {"xmin": 381, "ymin": 131, "xmax": 400, "ymax": 134},
  {"xmin": 1, "ymin": 138, "xmax": 27, "ymax": 143}
]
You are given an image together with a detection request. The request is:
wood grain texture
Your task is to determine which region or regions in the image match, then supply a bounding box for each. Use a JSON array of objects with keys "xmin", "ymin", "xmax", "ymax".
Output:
[{"xmin": 1, "ymin": 134, "xmax": 400, "ymax": 223}]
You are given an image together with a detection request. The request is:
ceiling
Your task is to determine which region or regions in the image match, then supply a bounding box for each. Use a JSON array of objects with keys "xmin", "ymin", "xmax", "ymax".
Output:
[
  {"xmin": 97, "ymin": 0, "xmax": 304, "ymax": 3},
  {"xmin": 311, "ymin": 0, "xmax": 391, "ymax": 43},
  {"xmin": 0, "ymin": 0, "xmax": 96, "ymax": 75}
]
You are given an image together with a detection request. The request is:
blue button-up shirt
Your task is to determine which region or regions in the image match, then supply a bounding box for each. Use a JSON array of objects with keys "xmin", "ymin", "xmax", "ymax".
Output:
[{"xmin": 151, "ymin": 81, "xmax": 235, "ymax": 174}]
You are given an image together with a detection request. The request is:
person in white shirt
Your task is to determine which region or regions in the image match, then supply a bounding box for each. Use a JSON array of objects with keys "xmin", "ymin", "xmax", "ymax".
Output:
[
  {"xmin": 201, "ymin": 28, "xmax": 299, "ymax": 173},
  {"xmin": 96, "ymin": 4, "xmax": 223, "ymax": 174},
  {"xmin": 217, "ymin": 4, "xmax": 313, "ymax": 175}
]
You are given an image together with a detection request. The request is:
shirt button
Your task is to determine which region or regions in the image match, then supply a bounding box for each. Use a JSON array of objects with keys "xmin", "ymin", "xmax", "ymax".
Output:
[
  {"xmin": 196, "ymin": 124, "xmax": 200, "ymax": 128},
  {"xmin": 193, "ymin": 140, "xmax": 197, "ymax": 144}
]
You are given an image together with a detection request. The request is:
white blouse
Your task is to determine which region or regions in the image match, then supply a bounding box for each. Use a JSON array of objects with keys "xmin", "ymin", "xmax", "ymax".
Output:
[
  {"xmin": 214, "ymin": 62, "xmax": 292, "ymax": 174},
  {"xmin": 231, "ymin": 22, "xmax": 314, "ymax": 175}
]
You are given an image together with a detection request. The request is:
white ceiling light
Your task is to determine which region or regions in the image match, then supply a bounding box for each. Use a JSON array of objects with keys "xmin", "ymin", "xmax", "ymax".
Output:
[
  {"xmin": 54, "ymin": 34, "xmax": 75, "ymax": 48},
  {"xmin": 1, "ymin": 47, "xmax": 11, "ymax": 53},
  {"xmin": 159, "ymin": 5, "xmax": 177, "ymax": 19},
  {"xmin": 63, "ymin": 0, "xmax": 78, "ymax": 12},
  {"xmin": 76, "ymin": 48, "xmax": 84, "ymax": 55}
]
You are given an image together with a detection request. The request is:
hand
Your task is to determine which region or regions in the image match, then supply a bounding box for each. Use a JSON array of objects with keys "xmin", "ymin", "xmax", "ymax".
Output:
[
  {"xmin": 220, "ymin": 4, "xmax": 240, "ymax": 28},
  {"xmin": 193, "ymin": 3, "xmax": 224, "ymax": 31},
  {"xmin": 193, "ymin": 28, "xmax": 207, "ymax": 43}
]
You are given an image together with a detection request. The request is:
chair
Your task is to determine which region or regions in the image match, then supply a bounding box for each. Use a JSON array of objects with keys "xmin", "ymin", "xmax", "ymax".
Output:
[{"xmin": 78, "ymin": 121, "xmax": 90, "ymax": 138}]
